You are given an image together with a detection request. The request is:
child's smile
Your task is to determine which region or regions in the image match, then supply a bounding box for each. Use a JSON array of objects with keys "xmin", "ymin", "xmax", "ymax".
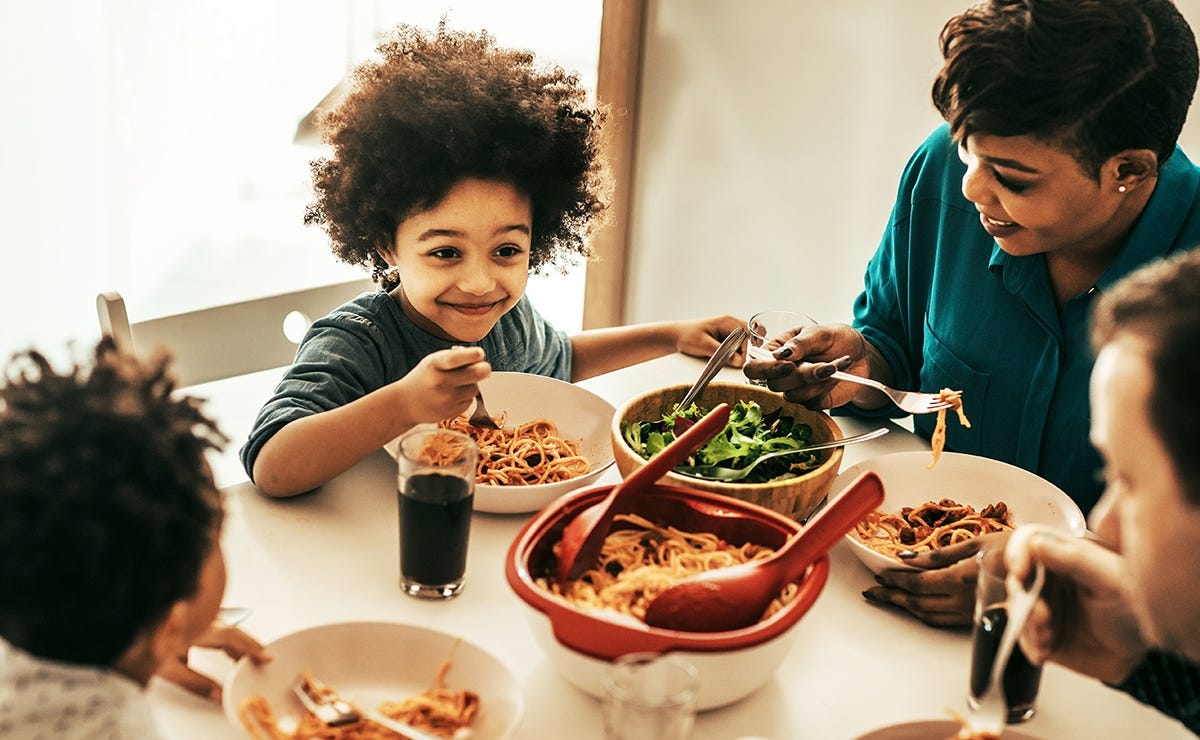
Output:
[{"xmin": 382, "ymin": 178, "xmax": 533, "ymax": 343}]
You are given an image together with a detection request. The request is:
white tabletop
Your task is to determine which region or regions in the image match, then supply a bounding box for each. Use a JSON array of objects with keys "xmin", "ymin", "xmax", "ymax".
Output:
[{"xmin": 150, "ymin": 354, "xmax": 1192, "ymax": 739}]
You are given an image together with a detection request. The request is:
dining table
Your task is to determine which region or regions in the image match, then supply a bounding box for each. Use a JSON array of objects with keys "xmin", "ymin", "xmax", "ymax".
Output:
[{"xmin": 148, "ymin": 353, "xmax": 1193, "ymax": 739}]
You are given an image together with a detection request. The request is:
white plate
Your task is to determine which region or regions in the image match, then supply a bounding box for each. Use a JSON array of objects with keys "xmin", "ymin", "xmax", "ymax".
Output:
[
  {"xmin": 856, "ymin": 719, "xmax": 1040, "ymax": 739},
  {"xmin": 222, "ymin": 621, "xmax": 523, "ymax": 739},
  {"xmin": 385, "ymin": 372, "xmax": 616, "ymax": 514},
  {"xmin": 835, "ymin": 451, "xmax": 1087, "ymax": 574}
]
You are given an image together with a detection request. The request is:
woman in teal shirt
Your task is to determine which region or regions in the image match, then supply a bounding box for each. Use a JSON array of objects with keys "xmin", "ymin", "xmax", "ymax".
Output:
[{"xmin": 746, "ymin": 0, "xmax": 1200, "ymax": 626}]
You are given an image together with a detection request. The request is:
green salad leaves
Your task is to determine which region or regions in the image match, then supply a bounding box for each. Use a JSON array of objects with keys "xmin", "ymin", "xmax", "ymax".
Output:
[{"xmin": 621, "ymin": 400, "xmax": 820, "ymax": 484}]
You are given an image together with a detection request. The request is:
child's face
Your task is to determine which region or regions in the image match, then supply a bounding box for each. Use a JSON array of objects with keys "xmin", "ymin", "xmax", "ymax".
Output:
[{"xmin": 382, "ymin": 177, "xmax": 532, "ymax": 343}]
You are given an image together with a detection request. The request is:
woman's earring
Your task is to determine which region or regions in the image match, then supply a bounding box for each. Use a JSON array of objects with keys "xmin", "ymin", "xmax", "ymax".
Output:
[{"xmin": 1118, "ymin": 185, "xmax": 1128, "ymax": 193}]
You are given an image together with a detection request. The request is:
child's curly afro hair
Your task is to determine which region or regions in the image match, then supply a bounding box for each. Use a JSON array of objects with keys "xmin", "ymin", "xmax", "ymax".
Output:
[{"xmin": 305, "ymin": 23, "xmax": 610, "ymax": 289}]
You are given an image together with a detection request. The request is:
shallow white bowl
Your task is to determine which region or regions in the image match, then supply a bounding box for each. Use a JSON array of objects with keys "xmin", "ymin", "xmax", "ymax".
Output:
[
  {"xmin": 386, "ymin": 372, "xmax": 616, "ymax": 514},
  {"xmin": 222, "ymin": 621, "xmax": 522, "ymax": 738},
  {"xmin": 835, "ymin": 451, "xmax": 1087, "ymax": 574}
]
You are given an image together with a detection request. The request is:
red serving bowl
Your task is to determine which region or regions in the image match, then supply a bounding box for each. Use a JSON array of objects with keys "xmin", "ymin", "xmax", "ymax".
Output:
[{"xmin": 505, "ymin": 482, "xmax": 828, "ymax": 709}]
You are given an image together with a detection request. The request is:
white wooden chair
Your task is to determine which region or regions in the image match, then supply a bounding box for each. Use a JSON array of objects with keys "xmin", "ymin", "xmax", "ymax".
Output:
[{"xmin": 96, "ymin": 277, "xmax": 376, "ymax": 387}]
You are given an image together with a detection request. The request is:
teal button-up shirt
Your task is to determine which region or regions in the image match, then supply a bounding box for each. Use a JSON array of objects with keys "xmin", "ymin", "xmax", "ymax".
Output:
[{"xmin": 852, "ymin": 124, "xmax": 1200, "ymax": 513}]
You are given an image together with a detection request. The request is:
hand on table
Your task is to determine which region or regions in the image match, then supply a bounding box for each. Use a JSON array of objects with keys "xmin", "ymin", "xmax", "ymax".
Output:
[
  {"xmin": 1004, "ymin": 525, "xmax": 1149, "ymax": 684},
  {"xmin": 158, "ymin": 624, "xmax": 270, "ymax": 702},
  {"xmin": 861, "ymin": 531, "xmax": 1008, "ymax": 628}
]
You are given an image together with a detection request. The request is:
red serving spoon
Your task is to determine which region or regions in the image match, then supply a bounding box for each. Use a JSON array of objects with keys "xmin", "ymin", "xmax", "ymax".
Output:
[
  {"xmin": 555, "ymin": 403, "xmax": 732, "ymax": 585},
  {"xmin": 642, "ymin": 470, "xmax": 885, "ymax": 632}
]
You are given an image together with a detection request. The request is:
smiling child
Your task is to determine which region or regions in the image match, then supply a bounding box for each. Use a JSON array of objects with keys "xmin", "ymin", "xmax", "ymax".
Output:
[{"xmin": 241, "ymin": 24, "xmax": 743, "ymax": 497}]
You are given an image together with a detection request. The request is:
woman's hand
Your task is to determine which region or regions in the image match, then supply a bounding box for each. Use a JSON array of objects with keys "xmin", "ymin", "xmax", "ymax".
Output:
[
  {"xmin": 742, "ymin": 323, "xmax": 885, "ymax": 411},
  {"xmin": 157, "ymin": 624, "xmax": 270, "ymax": 702},
  {"xmin": 861, "ymin": 531, "xmax": 1003, "ymax": 627},
  {"xmin": 1005, "ymin": 526, "xmax": 1149, "ymax": 684}
]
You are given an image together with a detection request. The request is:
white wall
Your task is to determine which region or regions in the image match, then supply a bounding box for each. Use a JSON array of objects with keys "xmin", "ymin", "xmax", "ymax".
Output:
[{"xmin": 624, "ymin": 0, "xmax": 1200, "ymax": 326}]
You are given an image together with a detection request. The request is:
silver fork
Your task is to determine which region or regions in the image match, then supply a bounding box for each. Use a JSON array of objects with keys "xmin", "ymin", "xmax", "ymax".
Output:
[
  {"xmin": 829, "ymin": 370, "xmax": 954, "ymax": 414},
  {"xmin": 291, "ymin": 674, "xmax": 453, "ymax": 740},
  {"xmin": 291, "ymin": 674, "xmax": 359, "ymax": 727},
  {"xmin": 468, "ymin": 390, "xmax": 502, "ymax": 429}
]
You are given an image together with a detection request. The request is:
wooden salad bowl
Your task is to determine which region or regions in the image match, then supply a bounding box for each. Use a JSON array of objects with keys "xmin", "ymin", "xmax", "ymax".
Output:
[{"xmin": 610, "ymin": 381, "xmax": 844, "ymax": 522}]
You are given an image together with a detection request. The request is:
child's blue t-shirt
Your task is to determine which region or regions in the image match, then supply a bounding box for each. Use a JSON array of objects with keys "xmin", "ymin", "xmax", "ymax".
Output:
[{"xmin": 239, "ymin": 289, "xmax": 572, "ymax": 482}]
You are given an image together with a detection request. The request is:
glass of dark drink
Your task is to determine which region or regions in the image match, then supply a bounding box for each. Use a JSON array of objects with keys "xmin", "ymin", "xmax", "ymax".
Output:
[
  {"xmin": 396, "ymin": 425, "xmax": 477, "ymax": 600},
  {"xmin": 968, "ymin": 548, "xmax": 1043, "ymax": 723}
]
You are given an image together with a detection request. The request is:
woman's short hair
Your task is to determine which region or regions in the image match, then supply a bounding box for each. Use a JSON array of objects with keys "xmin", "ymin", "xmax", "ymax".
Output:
[
  {"xmin": 1092, "ymin": 248, "xmax": 1200, "ymax": 502},
  {"xmin": 932, "ymin": 0, "xmax": 1199, "ymax": 177}
]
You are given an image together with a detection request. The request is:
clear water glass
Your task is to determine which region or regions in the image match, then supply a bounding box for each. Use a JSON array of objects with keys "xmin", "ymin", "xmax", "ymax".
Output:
[{"xmin": 603, "ymin": 653, "xmax": 699, "ymax": 740}]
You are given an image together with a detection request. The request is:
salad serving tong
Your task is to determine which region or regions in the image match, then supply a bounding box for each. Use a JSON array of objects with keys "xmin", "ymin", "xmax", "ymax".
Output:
[{"xmin": 678, "ymin": 326, "xmax": 747, "ymax": 410}]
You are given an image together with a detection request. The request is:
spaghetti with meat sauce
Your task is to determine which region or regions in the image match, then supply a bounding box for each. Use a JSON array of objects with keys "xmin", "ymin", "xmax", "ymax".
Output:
[{"xmin": 852, "ymin": 498, "xmax": 1013, "ymax": 560}]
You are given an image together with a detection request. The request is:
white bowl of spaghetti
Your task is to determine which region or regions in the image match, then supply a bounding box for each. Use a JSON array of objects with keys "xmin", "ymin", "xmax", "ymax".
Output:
[
  {"xmin": 835, "ymin": 451, "xmax": 1087, "ymax": 574},
  {"xmin": 505, "ymin": 482, "xmax": 828, "ymax": 710},
  {"xmin": 387, "ymin": 372, "xmax": 617, "ymax": 514},
  {"xmin": 223, "ymin": 620, "xmax": 522, "ymax": 738}
]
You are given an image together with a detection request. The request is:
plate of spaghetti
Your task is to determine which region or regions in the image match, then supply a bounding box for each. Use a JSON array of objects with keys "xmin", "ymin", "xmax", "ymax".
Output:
[
  {"xmin": 833, "ymin": 451, "xmax": 1086, "ymax": 574},
  {"xmin": 386, "ymin": 372, "xmax": 616, "ymax": 514},
  {"xmin": 222, "ymin": 621, "xmax": 522, "ymax": 739}
]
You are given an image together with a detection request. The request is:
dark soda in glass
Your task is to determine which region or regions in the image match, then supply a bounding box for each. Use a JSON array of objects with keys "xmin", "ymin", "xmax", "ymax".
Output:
[
  {"xmin": 969, "ymin": 604, "xmax": 1043, "ymax": 722},
  {"xmin": 399, "ymin": 473, "xmax": 473, "ymax": 591}
]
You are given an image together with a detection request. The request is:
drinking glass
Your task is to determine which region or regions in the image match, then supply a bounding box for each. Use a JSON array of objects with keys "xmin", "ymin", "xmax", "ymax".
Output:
[
  {"xmin": 967, "ymin": 548, "xmax": 1043, "ymax": 722},
  {"xmin": 745, "ymin": 310, "xmax": 818, "ymax": 386},
  {"xmin": 602, "ymin": 653, "xmax": 698, "ymax": 740},
  {"xmin": 396, "ymin": 425, "xmax": 477, "ymax": 600}
]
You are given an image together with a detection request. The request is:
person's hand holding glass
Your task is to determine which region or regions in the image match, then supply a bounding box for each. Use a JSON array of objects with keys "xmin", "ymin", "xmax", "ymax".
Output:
[{"xmin": 742, "ymin": 312, "xmax": 879, "ymax": 410}]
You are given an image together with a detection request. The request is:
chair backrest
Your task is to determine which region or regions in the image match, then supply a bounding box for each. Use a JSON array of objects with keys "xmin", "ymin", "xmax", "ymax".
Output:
[{"xmin": 96, "ymin": 277, "xmax": 377, "ymax": 387}]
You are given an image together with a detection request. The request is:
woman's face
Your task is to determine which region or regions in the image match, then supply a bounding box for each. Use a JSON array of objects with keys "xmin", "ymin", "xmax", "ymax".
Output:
[
  {"xmin": 958, "ymin": 133, "xmax": 1129, "ymax": 259},
  {"xmin": 1089, "ymin": 335, "xmax": 1200, "ymax": 656},
  {"xmin": 382, "ymin": 177, "xmax": 532, "ymax": 343}
]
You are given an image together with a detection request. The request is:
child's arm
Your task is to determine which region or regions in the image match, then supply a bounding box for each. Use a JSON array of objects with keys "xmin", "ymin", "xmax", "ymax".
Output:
[
  {"xmin": 251, "ymin": 347, "xmax": 490, "ymax": 497},
  {"xmin": 568, "ymin": 314, "xmax": 744, "ymax": 381}
]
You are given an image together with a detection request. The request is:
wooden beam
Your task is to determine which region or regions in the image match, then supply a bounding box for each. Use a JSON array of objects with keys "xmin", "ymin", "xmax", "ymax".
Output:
[{"xmin": 584, "ymin": 0, "xmax": 646, "ymax": 329}]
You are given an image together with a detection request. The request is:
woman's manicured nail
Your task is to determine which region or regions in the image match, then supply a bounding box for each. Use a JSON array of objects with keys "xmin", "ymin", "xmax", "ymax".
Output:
[{"xmin": 774, "ymin": 346, "xmax": 793, "ymax": 359}]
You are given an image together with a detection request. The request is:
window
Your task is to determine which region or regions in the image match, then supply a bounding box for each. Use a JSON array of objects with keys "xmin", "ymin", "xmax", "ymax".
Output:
[{"xmin": 0, "ymin": 1, "xmax": 600, "ymax": 361}]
